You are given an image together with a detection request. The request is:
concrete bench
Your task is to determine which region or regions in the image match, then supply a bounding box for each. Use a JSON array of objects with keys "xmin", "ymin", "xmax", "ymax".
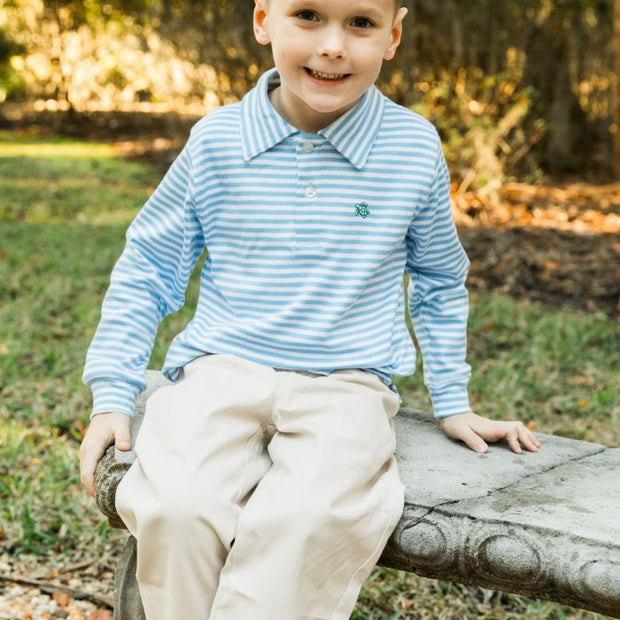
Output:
[{"xmin": 94, "ymin": 371, "xmax": 620, "ymax": 619}]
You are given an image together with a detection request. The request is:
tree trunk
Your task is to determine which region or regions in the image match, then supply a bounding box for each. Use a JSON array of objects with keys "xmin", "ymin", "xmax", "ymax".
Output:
[
  {"xmin": 547, "ymin": 40, "xmax": 574, "ymax": 172},
  {"xmin": 615, "ymin": 0, "xmax": 620, "ymax": 177}
]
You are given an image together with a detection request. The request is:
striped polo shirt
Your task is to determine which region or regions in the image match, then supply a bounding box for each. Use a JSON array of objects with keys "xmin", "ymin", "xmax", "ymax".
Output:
[{"xmin": 83, "ymin": 69, "xmax": 471, "ymax": 419}]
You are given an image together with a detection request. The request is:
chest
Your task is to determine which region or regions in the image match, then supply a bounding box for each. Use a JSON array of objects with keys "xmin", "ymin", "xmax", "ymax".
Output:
[{"xmin": 193, "ymin": 138, "xmax": 429, "ymax": 260}]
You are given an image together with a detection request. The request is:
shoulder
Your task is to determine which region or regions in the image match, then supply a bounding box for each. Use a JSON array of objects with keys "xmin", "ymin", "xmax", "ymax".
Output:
[
  {"xmin": 188, "ymin": 102, "xmax": 242, "ymax": 141},
  {"xmin": 367, "ymin": 95, "xmax": 443, "ymax": 179},
  {"xmin": 182, "ymin": 102, "xmax": 242, "ymax": 157},
  {"xmin": 380, "ymin": 95, "xmax": 439, "ymax": 135},
  {"xmin": 378, "ymin": 95, "xmax": 442, "ymax": 153}
]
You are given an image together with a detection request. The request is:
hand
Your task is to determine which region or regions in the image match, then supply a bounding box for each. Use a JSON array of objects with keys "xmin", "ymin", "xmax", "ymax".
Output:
[
  {"xmin": 439, "ymin": 411, "xmax": 540, "ymax": 454},
  {"xmin": 79, "ymin": 412, "xmax": 132, "ymax": 497}
]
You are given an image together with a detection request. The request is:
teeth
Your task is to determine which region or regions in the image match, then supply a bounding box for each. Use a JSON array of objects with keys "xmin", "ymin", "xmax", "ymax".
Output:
[{"xmin": 309, "ymin": 69, "xmax": 345, "ymax": 80}]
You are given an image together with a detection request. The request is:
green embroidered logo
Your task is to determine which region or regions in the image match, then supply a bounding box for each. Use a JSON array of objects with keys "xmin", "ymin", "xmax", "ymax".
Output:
[{"xmin": 355, "ymin": 202, "xmax": 370, "ymax": 219}]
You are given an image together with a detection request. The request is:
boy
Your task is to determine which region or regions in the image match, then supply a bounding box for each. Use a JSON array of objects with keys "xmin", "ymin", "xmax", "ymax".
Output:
[{"xmin": 80, "ymin": 0, "xmax": 540, "ymax": 618}]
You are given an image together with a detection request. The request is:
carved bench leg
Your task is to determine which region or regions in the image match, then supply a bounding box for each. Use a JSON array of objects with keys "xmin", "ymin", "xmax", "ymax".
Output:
[{"xmin": 114, "ymin": 536, "xmax": 146, "ymax": 620}]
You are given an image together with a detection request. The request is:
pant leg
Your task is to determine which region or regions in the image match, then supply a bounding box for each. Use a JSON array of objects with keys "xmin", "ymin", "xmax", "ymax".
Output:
[
  {"xmin": 115, "ymin": 354, "xmax": 277, "ymax": 620},
  {"xmin": 209, "ymin": 369, "xmax": 406, "ymax": 620}
]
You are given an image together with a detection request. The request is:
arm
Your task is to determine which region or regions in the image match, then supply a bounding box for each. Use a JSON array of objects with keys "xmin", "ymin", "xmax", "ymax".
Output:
[
  {"xmin": 83, "ymin": 138, "xmax": 204, "ymax": 416},
  {"xmin": 80, "ymin": 136, "xmax": 205, "ymax": 492},
  {"xmin": 406, "ymin": 139, "xmax": 539, "ymax": 454}
]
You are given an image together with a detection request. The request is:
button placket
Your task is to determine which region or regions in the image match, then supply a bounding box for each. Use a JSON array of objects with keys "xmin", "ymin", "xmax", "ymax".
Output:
[
  {"xmin": 299, "ymin": 139, "xmax": 317, "ymax": 200},
  {"xmin": 295, "ymin": 136, "xmax": 322, "ymax": 254}
]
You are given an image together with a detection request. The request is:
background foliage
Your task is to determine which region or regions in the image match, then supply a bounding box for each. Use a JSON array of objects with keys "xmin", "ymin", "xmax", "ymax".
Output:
[{"xmin": 0, "ymin": 0, "xmax": 616, "ymax": 183}]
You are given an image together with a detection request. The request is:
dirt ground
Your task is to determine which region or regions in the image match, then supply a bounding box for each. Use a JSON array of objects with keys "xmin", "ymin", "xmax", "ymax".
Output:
[
  {"xmin": 454, "ymin": 182, "xmax": 620, "ymax": 314},
  {"xmin": 0, "ymin": 552, "xmax": 115, "ymax": 619}
]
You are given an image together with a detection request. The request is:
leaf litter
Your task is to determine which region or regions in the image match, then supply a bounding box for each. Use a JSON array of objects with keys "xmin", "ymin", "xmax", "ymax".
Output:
[{"xmin": 454, "ymin": 182, "xmax": 620, "ymax": 314}]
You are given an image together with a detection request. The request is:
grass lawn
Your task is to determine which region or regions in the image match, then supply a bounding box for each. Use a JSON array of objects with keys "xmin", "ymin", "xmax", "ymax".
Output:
[{"xmin": 0, "ymin": 131, "xmax": 617, "ymax": 618}]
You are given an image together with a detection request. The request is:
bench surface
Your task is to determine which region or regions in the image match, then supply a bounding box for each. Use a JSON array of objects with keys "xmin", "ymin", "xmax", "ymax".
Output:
[{"xmin": 385, "ymin": 409, "xmax": 619, "ymax": 618}]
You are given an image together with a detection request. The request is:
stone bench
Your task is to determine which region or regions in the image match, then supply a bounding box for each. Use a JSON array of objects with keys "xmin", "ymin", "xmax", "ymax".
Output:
[{"xmin": 95, "ymin": 371, "xmax": 620, "ymax": 619}]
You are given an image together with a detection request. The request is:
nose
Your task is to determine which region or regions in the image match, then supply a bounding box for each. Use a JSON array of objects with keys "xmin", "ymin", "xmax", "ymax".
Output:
[{"xmin": 317, "ymin": 25, "xmax": 346, "ymax": 59}]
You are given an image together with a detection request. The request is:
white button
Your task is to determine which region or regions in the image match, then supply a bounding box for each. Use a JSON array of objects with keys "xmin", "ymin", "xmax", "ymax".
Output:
[
  {"xmin": 301, "ymin": 140, "xmax": 314, "ymax": 153},
  {"xmin": 305, "ymin": 184, "xmax": 317, "ymax": 198}
]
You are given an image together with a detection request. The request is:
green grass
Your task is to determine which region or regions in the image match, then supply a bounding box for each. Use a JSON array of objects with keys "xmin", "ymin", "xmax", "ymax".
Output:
[
  {"xmin": 0, "ymin": 131, "xmax": 617, "ymax": 618},
  {"xmin": 355, "ymin": 569, "xmax": 605, "ymax": 619},
  {"xmin": 0, "ymin": 130, "xmax": 156, "ymax": 223}
]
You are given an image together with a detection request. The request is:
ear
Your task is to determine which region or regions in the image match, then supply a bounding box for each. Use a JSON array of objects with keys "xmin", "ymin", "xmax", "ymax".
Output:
[
  {"xmin": 384, "ymin": 7, "xmax": 408, "ymax": 61},
  {"xmin": 254, "ymin": 0, "xmax": 271, "ymax": 46}
]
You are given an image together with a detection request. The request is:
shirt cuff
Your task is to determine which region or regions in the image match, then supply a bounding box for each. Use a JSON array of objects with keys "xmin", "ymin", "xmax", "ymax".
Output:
[
  {"xmin": 89, "ymin": 379, "xmax": 142, "ymax": 418},
  {"xmin": 429, "ymin": 383, "xmax": 472, "ymax": 419}
]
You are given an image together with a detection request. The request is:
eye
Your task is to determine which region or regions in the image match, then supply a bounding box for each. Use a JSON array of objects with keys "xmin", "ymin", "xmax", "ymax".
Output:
[
  {"xmin": 295, "ymin": 10, "xmax": 319, "ymax": 22},
  {"xmin": 351, "ymin": 16, "xmax": 374, "ymax": 29}
]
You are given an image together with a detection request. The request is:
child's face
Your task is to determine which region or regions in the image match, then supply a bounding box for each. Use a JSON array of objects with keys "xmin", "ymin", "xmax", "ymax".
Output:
[{"xmin": 254, "ymin": 0, "xmax": 407, "ymax": 132}]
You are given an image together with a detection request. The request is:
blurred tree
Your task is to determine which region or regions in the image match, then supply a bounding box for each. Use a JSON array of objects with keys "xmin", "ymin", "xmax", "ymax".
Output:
[
  {"xmin": 389, "ymin": 0, "xmax": 613, "ymax": 173},
  {"xmin": 0, "ymin": 28, "xmax": 24, "ymax": 102},
  {"xmin": 615, "ymin": 0, "xmax": 620, "ymax": 176},
  {"xmin": 149, "ymin": 0, "xmax": 271, "ymax": 100},
  {"xmin": 37, "ymin": 0, "xmax": 156, "ymax": 107},
  {"xmin": 0, "ymin": 0, "xmax": 614, "ymax": 177}
]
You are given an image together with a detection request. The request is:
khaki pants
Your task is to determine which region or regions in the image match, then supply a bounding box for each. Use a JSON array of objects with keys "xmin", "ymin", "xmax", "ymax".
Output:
[{"xmin": 116, "ymin": 354, "xmax": 405, "ymax": 620}]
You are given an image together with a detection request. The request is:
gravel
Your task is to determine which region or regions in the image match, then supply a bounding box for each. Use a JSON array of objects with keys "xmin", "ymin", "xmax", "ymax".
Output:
[{"xmin": 0, "ymin": 553, "xmax": 114, "ymax": 620}]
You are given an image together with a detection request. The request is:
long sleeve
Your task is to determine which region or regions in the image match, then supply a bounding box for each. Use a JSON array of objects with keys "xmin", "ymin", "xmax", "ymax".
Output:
[
  {"xmin": 83, "ymin": 138, "xmax": 205, "ymax": 417},
  {"xmin": 406, "ymin": 140, "xmax": 472, "ymax": 418}
]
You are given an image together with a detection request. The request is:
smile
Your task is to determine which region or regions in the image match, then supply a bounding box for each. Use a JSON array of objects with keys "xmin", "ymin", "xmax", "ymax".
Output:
[{"xmin": 306, "ymin": 68, "xmax": 348, "ymax": 81}]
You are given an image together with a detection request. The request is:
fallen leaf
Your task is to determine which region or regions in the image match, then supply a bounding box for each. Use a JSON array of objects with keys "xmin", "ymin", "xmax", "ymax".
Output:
[
  {"xmin": 400, "ymin": 597, "xmax": 416, "ymax": 610},
  {"xmin": 53, "ymin": 591, "xmax": 70, "ymax": 607}
]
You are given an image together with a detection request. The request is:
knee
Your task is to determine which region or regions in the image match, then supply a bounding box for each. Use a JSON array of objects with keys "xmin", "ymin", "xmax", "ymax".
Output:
[
  {"xmin": 135, "ymin": 484, "xmax": 237, "ymax": 548},
  {"xmin": 154, "ymin": 492, "xmax": 203, "ymax": 528}
]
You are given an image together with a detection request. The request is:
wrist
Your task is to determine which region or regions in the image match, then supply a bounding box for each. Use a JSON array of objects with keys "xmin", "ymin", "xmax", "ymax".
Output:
[
  {"xmin": 89, "ymin": 379, "xmax": 141, "ymax": 418},
  {"xmin": 438, "ymin": 410, "xmax": 474, "ymax": 424}
]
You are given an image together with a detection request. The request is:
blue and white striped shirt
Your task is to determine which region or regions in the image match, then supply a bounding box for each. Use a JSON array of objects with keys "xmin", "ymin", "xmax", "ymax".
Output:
[{"xmin": 83, "ymin": 69, "xmax": 471, "ymax": 419}]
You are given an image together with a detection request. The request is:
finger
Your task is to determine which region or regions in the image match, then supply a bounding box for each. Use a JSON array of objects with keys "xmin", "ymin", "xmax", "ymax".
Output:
[
  {"xmin": 79, "ymin": 431, "xmax": 113, "ymax": 497},
  {"xmin": 460, "ymin": 428, "xmax": 489, "ymax": 454},
  {"xmin": 519, "ymin": 428, "xmax": 540, "ymax": 452},
  {"xmin": 115, "ymin": 425, "xmax": 132, "ymax": 451},
  {"xmin": 467, "ymin": 417, "xmax": 510, "ymax": 444},
  {"xmin": 80, "ymin": 447, "xmax": 101, "ymax": 498},
  {"xmin": 505, "ymin": 427, "xmax": 522, "ymax": 454}
]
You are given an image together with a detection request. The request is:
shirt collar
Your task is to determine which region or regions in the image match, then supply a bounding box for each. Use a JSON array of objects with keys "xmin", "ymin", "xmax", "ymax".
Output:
[{"xmin": 240, "ymin": 68, "xmax": 385, "ymax": 170}]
